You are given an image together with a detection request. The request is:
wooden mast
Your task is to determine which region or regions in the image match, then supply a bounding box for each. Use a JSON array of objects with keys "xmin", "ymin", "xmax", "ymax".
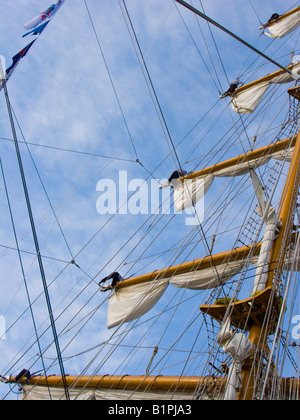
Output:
[{"xmin": 237, "ymin": 123, "xmax": 300, "ymax": 400}]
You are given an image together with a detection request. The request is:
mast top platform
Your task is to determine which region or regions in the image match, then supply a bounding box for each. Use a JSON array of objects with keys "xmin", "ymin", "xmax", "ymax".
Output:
[
  {"xmin": 200, "ymin": 287, "xmax": 281, "ymax": 333},
  {"xmin": 288, "ymin": 86, "xmax": 300, "ymax": 100}
]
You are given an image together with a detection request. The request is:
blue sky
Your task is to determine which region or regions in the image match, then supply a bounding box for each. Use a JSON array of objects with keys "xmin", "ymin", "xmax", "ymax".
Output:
[{"xmin": 0, "ymin": 0, "xmax": 299, "ymax": 399}]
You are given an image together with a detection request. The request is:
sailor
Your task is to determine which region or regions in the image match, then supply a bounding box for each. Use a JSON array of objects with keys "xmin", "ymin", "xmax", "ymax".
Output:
[
  {"xmin": 259, "ymin": 13, "xmax": 281, "ymax": 30},
  {"xmin": 219, "ymin": 78, "xmax": 243, "ymax": 99},
  {"xmin": 267, "ymin": 13, "xmax": 280, "ymax": 24},
  {"xmin": 99, "ymin": 272, "xmax": 124, "ymax": 291},
  {"xmin": 159, "ymin": 168, "xmax": 187, "ymax": 189}
]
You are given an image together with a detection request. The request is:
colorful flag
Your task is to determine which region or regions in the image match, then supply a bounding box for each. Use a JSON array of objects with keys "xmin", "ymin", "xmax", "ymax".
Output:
[
  {"xmin": 24, "ymin": 0, "xmax": 66, "ymax": 31},
  {"xmin": 5, "ymin": 40, "xmax": 36, "ymax": 77},
  {"xmin": 22, "ymin": 21, "xmax": 50, "ymax": 38}
]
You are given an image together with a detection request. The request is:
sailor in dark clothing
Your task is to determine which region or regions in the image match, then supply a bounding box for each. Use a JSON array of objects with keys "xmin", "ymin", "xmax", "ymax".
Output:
[
  {"xmin": 168, "ymin": 168, "xmax": 188, "ymax": 183},
  {"xmin": 260, "ymin": 13, "xmax": 281, "ymax": 29},
  {"xmin": 99, "ymin": 272, "xmax": 124, "ymax": 291},
  {"xmin": 219, "ymin": 79, "xmax": 242, "ymax": 99},
  {"xmin": 267, "ymin": 13, "xmax": 280, "ymax": 24},
  {"xmin": 159, "ymin": 168, "xmax": 188, "ymax": 189}
]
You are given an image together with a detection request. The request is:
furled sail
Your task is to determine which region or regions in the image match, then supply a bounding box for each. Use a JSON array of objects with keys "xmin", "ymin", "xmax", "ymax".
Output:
[
  {"xmin": 250, "ymin": 170, "xmax": 282, "ymax": 293},
  {"xmin": 107, "ymin": 245, "xmax": 262, "ymax": 328},
  {"xmin": 217, "ymin": 320, "xmax": 252, "ymax": 400},
  {"xmin": 260, "ymin": 7, "xmax": 300, "ymax": 39},
  {"xmin": 173, "ymin": 136, "xmax": 296, "ymax": 211},
  {"xmin": 169, "ymin": 260, "xmax": 245, "ymax": 289},
  {"xmin": 231, "ymin": 63, "xmax": 300, "ymax": 114}
]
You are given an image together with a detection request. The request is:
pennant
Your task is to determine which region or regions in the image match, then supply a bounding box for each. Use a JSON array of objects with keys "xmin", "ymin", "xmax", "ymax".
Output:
[
  {"xmin": 24, "ymin": 0, "xmax": 66, "ymax": 31},
  {"xmin": 5, "ymin": 40, "xmax": 36, "ymax": 77},
  {"xmin": 22, "ymin": 21, "xmax": 50, "ymax": 38}
]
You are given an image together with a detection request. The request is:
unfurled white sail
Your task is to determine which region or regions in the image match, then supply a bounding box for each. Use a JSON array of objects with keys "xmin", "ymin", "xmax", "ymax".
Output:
[
  {"xmin": 232, "ymin": 63, "xmax": 300, "ymax": 114},
  {"xmin": 261, "ymin": 7, "xmax": 300, "ymax": 39},
  {"xmin": 107, "ymin": 278, "xmax": 169, "ymax": 329},
  {"xmin": 173, "ymin": 175, "xmax": 214, "ymax": 212}
]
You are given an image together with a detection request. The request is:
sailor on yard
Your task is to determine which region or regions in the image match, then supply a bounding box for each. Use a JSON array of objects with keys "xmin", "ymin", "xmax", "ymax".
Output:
[
  {"xmin": 99, "ymin": 272, "xmax": 124, "ymax": 291},
  {"xmin": 219, "ymin": 78, "xmax": 243, "ymax": 98},
  {"xmin": 266, "ymin": 13, "xmax": 280, "ymax": 24},
  {"xmin": 159, "ymin": 168, "xmax": 187, "ymax": 189}
]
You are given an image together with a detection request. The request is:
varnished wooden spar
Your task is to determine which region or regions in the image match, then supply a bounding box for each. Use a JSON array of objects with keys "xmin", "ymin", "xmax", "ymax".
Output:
[
  {"xmin": 182, "ymin": 135, "xmax": 296, "ymax": 180},
  {"xmin": 11, "ymin": 374, "xmax": 300, "ymax": 399},
  {"xmin": 11, "ymin": 374, "xmax": 225, "ymax": 393},
  {"xmin": 231, "ymin": 62, "xmax": 298, "ymax": 95},
  {"xmin": 117, "ymin": 242, "xmax": 262, "ymax": 290}
]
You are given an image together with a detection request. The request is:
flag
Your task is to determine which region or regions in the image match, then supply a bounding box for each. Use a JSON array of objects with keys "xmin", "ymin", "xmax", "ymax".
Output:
[
  {"xmin": 22, "ymin": 21, "xmax": 50, "ymax": 38},
  {"xmin": 24, "ymin": 0, "xmax": 66, "ymax": 31},
  {"xmin": 5, "ymin": 40, "xmax": 36, "ymax": 77}
]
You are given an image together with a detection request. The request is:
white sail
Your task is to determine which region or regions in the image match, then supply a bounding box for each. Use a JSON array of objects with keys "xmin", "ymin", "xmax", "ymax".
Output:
[
  {"xmin": 231, "ymin": 63, "xmax": 300, "ymax": 114},
  {"xmin": 107, "ymin": 278, "xmax": 169, "ymax": 329},
  {"xmin": 250, "ymin": 170, "xmax": 282, "ymax": 293},
  {"xmin": 222, "ymin": 333, "xmax": 252, "ymax": 400},
  {"xmin": 169, "ymin": 260, "xmax": 244, "ymax": 289},
  {"xmin": 173, "ymin": 175, "xmax": 214, "ymax": 212},
  {"xmin": 216, "ymin": 320, "xmax": 252, "ymax": 400},
  {"xmin": 21, "ymin": 384, "xmax": 193, "ymax": 400},
  {"xmin": 261, "ymin": 7, "xmax": 300, "ymax": 39}
]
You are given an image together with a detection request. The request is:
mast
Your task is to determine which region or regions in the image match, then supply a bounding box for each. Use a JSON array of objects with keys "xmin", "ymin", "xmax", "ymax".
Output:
[{"xmin": 237, "ymin": 98, "xmax": 300, "ymax": 400}]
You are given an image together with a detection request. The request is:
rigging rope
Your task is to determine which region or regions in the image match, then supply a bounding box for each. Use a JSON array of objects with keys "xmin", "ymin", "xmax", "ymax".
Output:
[
  {"xmin": 120, "ymin": 0, "xmax": 183, "ymax": 172},
  {"xmin": 84, "ymin": 0, "xmax": 139, "ymax": 162},
  {"xmin": 174, "ymin": 0, "xmax": 293, "ymax": 75},
  {"xmin": 1, "ymin": 77, "xmax": 70, "ymax": 401},
  {"xmin": 0, "ymin": 158, "xmax": 51, "ymax": 397}
]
